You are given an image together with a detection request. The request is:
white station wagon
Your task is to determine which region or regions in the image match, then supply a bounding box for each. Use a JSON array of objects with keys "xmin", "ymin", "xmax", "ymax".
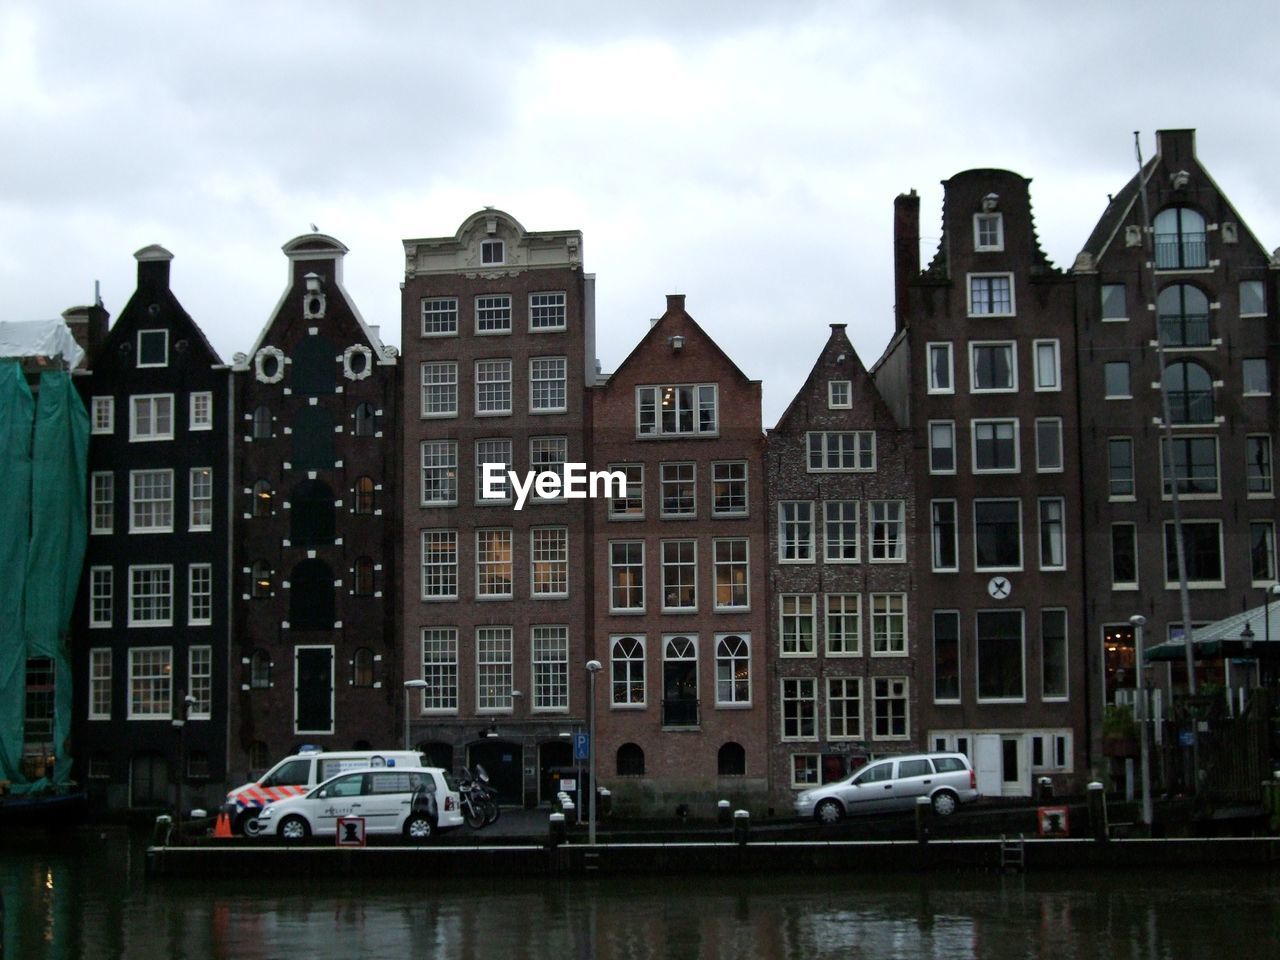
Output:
[
  {"xmin": 256, "ymin": 766, "xmax": 464, "ymax": 841},
  {"xmin": 794, "ymin": 752, "xmax": 979, "ymax": 823}
]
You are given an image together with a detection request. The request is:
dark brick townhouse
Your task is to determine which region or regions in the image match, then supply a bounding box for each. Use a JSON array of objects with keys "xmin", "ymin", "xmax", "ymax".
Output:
[
  {"xmin": 229, "ymin": 233, "xmax": 400, "ymax": 784},
  {"xmin": 399, "ymin": 210, "xmax": 594, "ymax": 805},
  {"xmin": 1072, "ymin": 129, "xmax": 1279, "ymax": 754},
  {"xmin": 71, "ymin": 245, "xmax": 232, "ymax": 810},
  {"xmin": 873, "ymin": 171, "xmax": 1087, "ymax": 796},
  {"xmin": 589, "ymin": 294, "xmax": 769, "ymax": 815},
  {"xmin": 765, "ymin": 324, "xmax": 917, "ymax": 811}
]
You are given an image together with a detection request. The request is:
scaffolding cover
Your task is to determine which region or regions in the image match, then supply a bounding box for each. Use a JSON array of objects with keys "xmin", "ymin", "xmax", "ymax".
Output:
[
  {"xmin": 0, "ymin": 320, "xmax": 85, "ymax": 369},
  {"xmin": 0, "ymin": 361, "xmax": 34, "ymax": 785}
]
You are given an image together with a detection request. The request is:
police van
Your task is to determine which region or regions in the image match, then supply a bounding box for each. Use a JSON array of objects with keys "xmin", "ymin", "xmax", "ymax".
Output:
[{"xmin": 226, "ymin": 747, "xmax": 426, "ymax": 835}]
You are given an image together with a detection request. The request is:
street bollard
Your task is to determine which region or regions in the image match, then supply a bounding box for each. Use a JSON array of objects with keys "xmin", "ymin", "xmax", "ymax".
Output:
[
  {"xmin": 915, "ymin": 796, "xmax": 931, "ymax": 843},
  {"xmin": 1037, "ymin": 776, "xmax": 1053, "ymax": 802},
  {"xmin": 549, "ymin": 812, "xmax": 566, "ymax": 847},
  {"xmin": 152, "ymin": 814, "xmax": 173, "ymax": 847},
  {"xmin": 717, "ymin": 799, "xmax": 731, "ymax": 825},
  {"xmin": 562, "ymin": 800, "xmax": 576, "ymax": 824},
  {"xmin": 1087, "ymin": 781, "xmax": 1108, "ymax": 842},
  {"xmin": 599, "ymin": 787, "xmax": 612, "ymax": 817},
  {"xmin": 733, "ymin": 809, "xmax": 750, "ymax": 845}
]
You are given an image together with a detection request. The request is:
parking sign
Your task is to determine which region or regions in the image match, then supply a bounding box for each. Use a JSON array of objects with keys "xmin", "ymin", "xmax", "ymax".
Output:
[{"xmin": 574, "ymin": 732, "xmax": 589, "ymax": 761}]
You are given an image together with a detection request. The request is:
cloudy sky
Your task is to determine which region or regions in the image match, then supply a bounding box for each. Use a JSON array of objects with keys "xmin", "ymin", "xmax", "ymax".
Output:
[{"xmin": 3, "ymin": 0, "xmax": 1276, "ymax": 425}]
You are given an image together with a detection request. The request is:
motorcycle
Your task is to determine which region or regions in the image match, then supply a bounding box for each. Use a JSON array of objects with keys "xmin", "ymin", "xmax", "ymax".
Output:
[{"xmin": 457, "ymin": 764, "xmax": 500, "ymax": 828}]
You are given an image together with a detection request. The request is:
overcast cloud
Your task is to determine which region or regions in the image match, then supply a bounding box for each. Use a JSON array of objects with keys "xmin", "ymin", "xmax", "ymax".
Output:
[{"xmin": 3, "ymin": 0, "xmax": 1276, "ymax": 425}]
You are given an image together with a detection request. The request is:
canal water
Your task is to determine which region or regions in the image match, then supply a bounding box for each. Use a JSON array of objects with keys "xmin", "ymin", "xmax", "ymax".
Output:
[{"xmin": 4, "ymin": 827, "xmax": 1279, "ymax": 959}]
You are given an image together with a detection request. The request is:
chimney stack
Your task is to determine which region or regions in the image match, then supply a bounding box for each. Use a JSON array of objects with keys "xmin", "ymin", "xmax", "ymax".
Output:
[{"xmin": 893, "ymin": 191, "xmax": 920, "ymax": 333}]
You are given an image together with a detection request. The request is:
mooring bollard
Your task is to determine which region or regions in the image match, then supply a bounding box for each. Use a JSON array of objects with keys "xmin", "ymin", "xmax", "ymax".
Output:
[
  {"xmin": 718, "ymin": 799, "xmax": 731, "ymax": 825},
  {"xmin": 915, "ymin": 796, "xmax": 931, "ymax": 843},
  {"xmin": 1087, "ymin": 781, "xmax": 1108, "ymax": 842},
  {"xmin": 733, "ymin": 809, "xmax": 750, "ymax": 845},
  {"xmin": 549, "ymin": 812, "xmax": 566, "ymax": 847},
  {"xmin": 152, "ymin": 814, "xmax": 173, "ymax": 847},
  {"xmin": 1037, "ymin": 776, "xmax": 1053, "ymax": 802}
]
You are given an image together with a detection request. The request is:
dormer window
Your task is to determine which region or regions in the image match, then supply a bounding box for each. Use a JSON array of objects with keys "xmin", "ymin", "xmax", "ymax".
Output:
[
  {"xmin": 137, "ymin": 330, "xmax": 168, "ymax": 368},
  {"xmin": 481, "ymin": 239, "xmax": 505, "ymax": 265},
  {"xmin": 1153, "ymin": 206, "xmax": 1207, "ymax": 269},
  {"xmin": 974, "ymin": 213, "xmax": 1004, "ymax": 252}
]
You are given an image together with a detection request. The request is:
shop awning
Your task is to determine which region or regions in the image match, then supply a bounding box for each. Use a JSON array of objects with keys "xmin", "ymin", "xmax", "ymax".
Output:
[{"xmin": 1145, "ymin": 603, "xmax": 1280, "ymax": 661}]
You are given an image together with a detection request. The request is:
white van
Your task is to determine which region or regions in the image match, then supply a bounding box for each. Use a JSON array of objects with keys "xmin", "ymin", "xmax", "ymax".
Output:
[{"xmin": 226, "ymin": 748, "xmax": 426, "ymax": 835}]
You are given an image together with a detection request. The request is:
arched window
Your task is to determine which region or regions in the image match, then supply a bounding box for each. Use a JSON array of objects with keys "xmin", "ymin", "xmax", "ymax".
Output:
[
  {"xmin": 251, "ymin": 561, "xmax": 272, "ymax": 598},
  {"xmin": 252, "ymin": 405, "xmax": 273, "ymax": 440},
  {"xmin": 1157, "ymin": 284, "xmax": 1211, "ymax": 347},
  {"xmin": 354, "ymin": 402, "xmax": 377, "ymax": 437},
  {"xmin": 353, "ymin": 476, "xmax": 376, "ymax": 514},
  {"xmin": 352, "ymin": 648, "xmax": 374, "ymax": 687},
  {"xmin": 292, "ymin": 335, "xmax": 336, "ymax": 395},
  {"xmin": 718, "ymin": 742, "xmax": 746, "ymax": 776},
  {"xmin": 290, "ymin": 479, "xmax": 335, "ymax": 546},
  {"xmin": 1154, "ymin": 206, "xmax": 1207, "ymax": 269},
  {"xmin": 611, "ymin": 636, "xmax": 645, "ymax": 705},
  {"xmin": 715, "ymin": 635, "xmax": 750, "ymax": 705},
  {"xmin": 291, "ymin": 407, "xmax": 335, "ymax": 469},
  {"xmin": 252, "ymin": 480, "xmax": 273, "ymax": 518},
  {"xmin": 289, "ymin": 559, "xmax": 335, "ymax": 630},
  {"xmin": 353, "ymin": 557, "xmax": 375, "ymax": 596},
  {"xmin": 250, "ymin": 650, "xmax": 271, "ymax": 688},
  {"xmin": 617, "ymin": 742, "xmax": 645, "ymax": 776},
  {"xmin": 1164, "ymin": 360, "xmax": 1214, "ymax": 423},
  {"xmin": 662, "ymin": 636, "xmax": 698, "ymax": 727}
]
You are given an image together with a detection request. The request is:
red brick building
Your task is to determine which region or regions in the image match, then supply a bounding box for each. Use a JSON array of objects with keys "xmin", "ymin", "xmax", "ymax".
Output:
[{"xmin": 589, "ymin": 295, "xmax": 769, "ymax": 815}]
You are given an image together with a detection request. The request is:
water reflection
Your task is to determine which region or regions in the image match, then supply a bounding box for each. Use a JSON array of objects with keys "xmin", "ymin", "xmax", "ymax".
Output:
[{"xmin": 4, "ymin": 829, "xmax": 1280, "ymax": 959}]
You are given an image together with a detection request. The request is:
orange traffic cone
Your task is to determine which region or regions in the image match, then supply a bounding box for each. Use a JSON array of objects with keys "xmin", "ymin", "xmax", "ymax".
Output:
[{"xmin": 213, "ymin": 809, "xmax": 232, "ymax": 838}]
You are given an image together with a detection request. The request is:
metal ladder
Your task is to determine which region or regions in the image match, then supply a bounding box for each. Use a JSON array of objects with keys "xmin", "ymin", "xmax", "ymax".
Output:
[{"xmin": 1000, "ymin": 834, "xmax": 1026, "ymax": 874}]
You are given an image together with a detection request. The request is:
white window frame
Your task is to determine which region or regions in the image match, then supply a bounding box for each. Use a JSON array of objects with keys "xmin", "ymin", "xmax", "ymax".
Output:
[
  {"xmin": 1108, "ymin": 436, "xmax": 1135, "ymax": 500},
  {"xmin": 475, "ymin": 528, "xmax": 514, "ymax": 599},
  {"xmin": 974, "ymin": 212, "xmax": 1004, "ymax": 252},
  {"xmin": 128, "ymin": 564, "xmax": 173, "ymax": 627},
  {"xmin": 1251, "ymin": 521, "xmax": 1277, "ymax": 587},
  {"xmin": 529, "ymin": 356, "xmax": 568, "ymax": 413},
  {"xmin": 1040, "ymin": 609, "xmax": 1069, "ymax": 703},
  {"xmin": 421, "ymin": 439, "xmax": 459, "ymax": 507},
  {"xmin": 976, "ymin": 608, "xmax": 1026, "ymax": 704},
  {"xmin": 928, "ymin": 420, "xmax": 956, "ymax": 474},
  {"xmin": 187, "ymin": 562, "xmax": 212, "ymax": 626},
  {"xmin": 828, "ymin": 380, "xmax": 852, "ymax": 409},
  {"xmin": 823, "ymin": 500, "xmax": 860, "ymax": 563},
  {"xmin": 529, "ymin": 436, "xmax": 568, "ymax": 500},
  {"xmin": 967, "ymin": 273, "xmax": 1015, "ymax": 317},
  {"xmin": 659, "ymin": 462, "xmax": 697, "ymax": 518},
  {"xmin": 91, "ymin": 471, "xmax": 114, "ymax": 534},
  {"xmin": 1111, "ymin": 522, "xmax": 1139, "ymax": 590},
  {"xmin": 480, "ymin": 238, "xmax": 505, "ymax": 265},
  {"xmin": 826, "ymin": 676, "xmax": 863, "ymax": 740},
  {"xmin": 127, "ymin": 646, "xmax": 172, "ymax": 719},
  {"xmin": 421, "ymin": 529, "xmax": 459, "ymax": 600},
  {"xmin": 1104, "ymin": 361, "xmax": 1131, "ymax": 399},
  {"xmin": 870, "ymin": 592, "xmax": 908, "ymax": 657},
  {"xmin": 531, "ymin": 526, "xmax": 569, "ymax": 598},
  {"xmin": 608, "ymin": 463, "xmax": 644, "ymax": 519},
  {"xmin": 529, "ymin": 291, "xmax": 567, "ymax": 332},
  {"xmin": 711, "ymin": 461, "xmax": 748, "ymax": 517},
  {"xmin": 869, "ymin": 500, "xmax": 906, "ymax": 563},
  {"xmin": 421, "ymin": 297, "xmax": 459, "ymax": 337},
  {"xmin": 189, "ymin": 467, "xmax": 212, "ymax": 532},
  {"xmin": 972, "ymin": 418, "xmax": 1020, "ymax": 474},
  {"xmin": 778, "ymin": 501, "xmax": 815, "ymax": 563},
  {"xmin": 420, "ymin": 361, "xmax": 458, "ymax": 418},
  {"xmin": 973, "ymin": 498, "xmax": 1023, "ymax": 572},
  {"xmin": 1243, "ymin": 358, "xmax": 1270, "ymax": 397},
  {"xmin": 89, "ymin": 647, "xmax": 111, "ymax": 720},
  {"xmin": 189, "ymin": 391, "xmax": 213, "ymax": 431},
  {"xmin": 1035, "ymin": 418, "xmax": 1063, "ymax": 473},
  {"xmin": 474, "ymin": 294, "xmax": 512, "ymax": 335},
  {"xmin": 931, "ymin": 499, "xmax": 959, "ymax": 573},
  {"xmin": 660, "ymin": 539, "xmax": 697, "ymax": 612},
  {"xmin": 780, "ymin": 677, "xmax": 817, "ymax": 741},
  {"xmin": 1101, "ymin": 283, "xmax": 1128, "ymax": 322},
  {"xmin": 610, "ymin": 635, "xmax": 646, "ymax": 707},
  {"xmin": 635, "ymin": 384, "xmax": 719, "ymax": 438},
  {"xmin": 714, "ymin": 633, "xmax": 752, "ymax": 707},
  {"xmin": 129, "ymin": 469, "xmax": 173, "ymax": 533},
  {"xmin": 1033, "ymin": 339, "xmax": 1061, "ymax": 392},
  {"xmin": 779, "ymin": 594, "xmax": 817, "ymax": 657},
  {"xmin": 89, "ymin": 566, "xmax": 113, "ymax": 628},
  {"xmin": 91, "ymin": 396, "xmax": 114, "ymax": 435},
  {"xmin": 1163, "ymin": 519, "xmax": 1225, "ymax": 589},
  {"xmin": 129, "ymin": 394, "xmax": 174, "ymax": 442},
  {"xmin": 531, "ymin": 625, "xmax": 569, "ymax": 712},
  {"xmin": 969, "ymin": 341, "xmax": 1018, "ymax": 393},
  {"xmin": 927, "ymin": 342, "xmax": 954, "ymax": 394},
  {"xmin": 712, "ymin": 538, "xmax": 749, "ymax": 611},
  {"xmin": 1038, "ymin": 497, "xmax": 1066, "ymax": 572},
  {"xmin": 1160, "ymin": 435, "xmax": 1220, "ymax": 500},
  {"xmin": 476, "ymin": 626, "xmax": 514, "ymax": 713},
  {"xmin": 475, "ymin": 359, "xmax": 513, "ymax": 416},
  {"xmin": 871, "ymin": 677, "xmax": 910, "ymax": 740},
  {"xmin": 136, "ymin": 329, "xmax": 169, "ymax": 368},
  {"xmin": 1248, "ymin": 434, "xmax": 1274, "ymax": 498},
  {"xmin": 188, "ymin": 645, "xmax": 212, "ymax": 719},
  {"xmin": 421, "ymin": 627, "xmax": 459, "ymax": 713},
  {"xmin": 475, "ymin": 438, "xmax": 512, "ymax": 505},
  {"xmin": 609, "ymin": 541, "xmax": 645, "ymax": 613},
  {"xmin": 806, "ymin": 431, "xmax": 876, "ymax": 472},
  {"xmin": 824, "ymin": 594, "xmax": 862, "ymax": 656}
]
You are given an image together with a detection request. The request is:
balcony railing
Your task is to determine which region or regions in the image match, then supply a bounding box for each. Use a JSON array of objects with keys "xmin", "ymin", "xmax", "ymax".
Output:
[
  {"xmin": 1167, "ymin": 389, "xmax": 1215, "ymax": 424},
  {"xmin": 1154, "ymin": 233, "xmax": 1208, "ymax": 270},
  {"xmin": 1159, "ymin": 313, "xmax": 1212, "ymax": 347},
  {"xmin": 662, "ymin": 698, "xmax": 700, "ymax": 727}
]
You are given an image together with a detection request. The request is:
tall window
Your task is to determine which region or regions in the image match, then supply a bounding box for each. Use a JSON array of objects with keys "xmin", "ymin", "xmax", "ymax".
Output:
[
  {"xmin": 931, "ymin": 500, "xmax": 958, "ymax": 572},
  {"xmin": 872, "ymin": 678, "xmax": 909, "ymax": 739},
  {"xmin": 933, "ymin": 611, "xmax": 960, "ymax": 702},
  {"xmin": 636, "ymin": 384, "xmax": 718, "ymax": 437},
  {"xmin": 823, "ymin": 501, "xmax": 859, "ymax": 562},
  {"xmin": 530, "ymin": 292, "xmax": 566, "ymax": 331},
  {"xmin": 1164, "ymin": 360, "xmax": 1214, "ymax": 423},
  {"xmin": 189, "ymin": 392, "xmax": 212, "ymax": 431},
  {"xmin": 476, "ymin": 359, "xmax": 513, "ymax": 415},
  {"xmin": 870, "ymin": 593, "xmax": 907, "ymax": 655},
  {"xmin": 973, "ymin": 420, "xmax": 1018, "ymax": 472},
  {"xmin": 715, "ymin": 634, "xmax": 751, "ymax": 705},
  {"xmin": 89, "ymin": 648, "xmax": 111, "ymax": 720},
  {"xmin": 1041, "ymin": 610, "xmax": 1068, "ymax": 700},
  {"xmin": 806, "ymin": 431, "xmax": 875, "ymax": 471},
  {"xmin": 781, "ymin": 678, "xmax": 817, "ymax": 740},
  {"xmin": 827, "ymin": 678, "xmax": 862, "ymax": 740},
  {"xmin": 421, "ymin": 297, "xmax": 459, "ymax": 336},
  {"xmin": 977, "ymin": 610, "xmax": 1024, "ymax": 701},
  {"xmin": 421, "ymin": 530, "xmax": 458, "ymax": 599},
  {"xmin": 352, "ymin": 648, "xmax": 374, "ymax": 687},
  {"xmin": 1105, "ymin": 362, "xmax": 1131, "ymax": 399},
  {"xmin": 252, "ymin": 405, "xmax": 272, "ymax": 439},
  {"xmin": 611, "ymin": 636, "xmax": 645, "ymax": 706},
  {"xmin": 1038, "ymin": 498, "xmax": 1065, "ymax": 571},
  {"xmin": 970, "ymin": 342, "xmax": 1016, "ymax": 391},
  {"xmin": 1247, "ymin": 435, "xmax": 1274, "ymax": 495},
  {"xmin": 778, "ymin": 502, "xmax": 814, "ymax": 562},
  {"xmin": 250, "ymin": 650, "xmax": 271, "ymax": 689},
  {"xmin": 1157, "ymin": 284, "xmax": 1211, "ymax": 347},
  {"xmin": 476, "ymin": 627, "xmax": 514, "ymax": 711},
  {"xmin": 1161, "ymin": 436, "xmax": 1219, "ymax": 496},
  {"xmin": 974, "ymin": 213, "xmax": 1003, "ymax": 251},
  {"xmin": 660, "ymin": 462, "xmax": 696, "ymax": 517},
  {"xmin": 532, "ymin": 626, "xmax": 569, "ymax": 711},
  {"xmin": 189, "ymin": 468, "xmax": 212, "ymax": 531},
  {"xmin": 974, "ymin": 500, "xmax": 1021, "ymax": 570},
  {"xmin": 91, "ymin": 472, "xmax": 113, "ymax": 534},
  {"xmin": 421, "ymin": 361, "xmax": 458, "ymax": 417},
  {"xmin": 825, "ymin": 594, "xmax": 861, "ymax": 655},
  {"xmin": 130, "ymin": 395, "xmax": 173, "ymax": 441},
  {"xmin": 476, "ymin": 528, "xmax": 514, "ymax": 598},
  {"xmin": 421, "ymin": 628, "xmax": 458, "ymax": 712},
  {"xmin": 1164, "ymin": 520, "xmax": 1223, "ymax": 587},
  {"xmin": 421, "ymin": 440, "xmax": 458, "ymax": 505},
  {"xmin": 712, "ymin": 462, "xmax": 747, "ymax": 516},
  {"xmin": 189, "ymin": 646, "xmax": 212, "ymax": 718},
  {"xmin": 661, "ymin": 540, "xmax": 697, "ymax": 611},
  {"xmin": 968, "ymin": 274, "xmax": 1014, "ymax": 316},
  {"xmin": 1251, "ymin": 522, "xmax": 1276, "ymax": 584},
  {"xmin": 929, "ymin": 421, "xmax": 955, "ymax": 473},
  {"xmin": 476, "ymin": 438, "xmax": 513, "ymax": 503},
  {"xmin": 1243, "ymin": 358, "xmax": 1270, "ymax": 396},
  {"xmin": 779, "ymin": 595, "xmax": 816, "ymax": 656},
  {"xmin": 251, "ymin": 560, "xmax": 272, "ymax": 598},
  {"xmin": 91, "ymin": 396, "xmax": 114, "ymax": 434},
  {"xmin": 128, "ymin": 565, "xmax": 172, "ymax": 626},
  {"xmin": 1111, "ymin": 523, "xmax": 1138, "ymax": 588},
  {"xmin": 188, "ymin": 563, "xmax": 212, "ymax": 625},
  {"xmin": 128, "ymin": 647, "xmax": 172, "ymax": 718},
  {"xmin": 1101, "ymin": 283, "xmax": 1127, "ymax": 320},
  {"xmin": 353, "ymin": 476, "xmax": 376, "ymax": 514},
  {"xmin": 475, "ymin": 294, "xmax": 512, "ymax": 334},
  {"xmin": 252, "ymin": 480, "xmax": 273, "ymax": 517},
  {"xmin": 869, "ymin": 501, "xmax": 905, "ymax": 562},
  {"xmin": 353, "ymin": 557, "xmax": 375, "ymax": 596},
  {"xmin": 89, "ymin": 567, "xmax": 113, "ymax": 628},
  {"xmin": 530, "ymin": 437, "xmax": 567, "ymax": 496},
  {"xmin": 927, "ymin": 342, "xmax": 954, "ymax": 393},
  {"xmin": 1153, "ymin": 205, "xmax": 1207, "ymax": 269},
  {"xmin": 1108, "ymin": 438, "xmax": 1134, "ymax": 498},
  {"xmin": 353, "ymin": 403, "xmax": 376, "ymax": 437},
  {"xmin": 1035, "ymin": 419, "xmax": 1063, "ymax": 472},
  {"xmin": 129, "ymin": 470, "xmax": 173, "ymax": 532},
  {"xmin": 529, "ymin": 357, "xmax": 567, "ymax": 412},
  {"xmin": 609, "ymin": 542, "xmax": 644, "ymax": 611},
  {"xmin": 713, "ymin": 539, "xmax": 749, "ymax": 610},
  {"xmin": 531, "ymin": 527, "xmax": 569, "ymax": 597},
  {"xmin": 1033, "ymin": 340, "xmax": 1060, "ymax": 391},
  {"xmin": 609, "ymin": 464, "xmax": 644, "ymax": 518}
]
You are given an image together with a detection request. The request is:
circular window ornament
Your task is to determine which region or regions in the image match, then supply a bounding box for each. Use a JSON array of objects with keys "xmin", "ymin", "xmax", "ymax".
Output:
[
  {"xmin": 343, "ymin": 344, "xmax": 373, "ymax": 381},
  {"xmin": 987, "ymin": 576, "xmax": 1012, "ymax": 600},
  {"xmin": 255, "ymin": 346, "xmax": 286, "ymax": 384}
]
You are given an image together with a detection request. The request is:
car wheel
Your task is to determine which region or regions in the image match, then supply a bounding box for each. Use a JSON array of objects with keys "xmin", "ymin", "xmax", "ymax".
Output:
[
  {"xmin": 238, "ymin": 813, "xmax": 263, "ymax": 838},
  {"xmin": 931, "ymin": 790, "xmax": 958, "ymax": 817},
  {"xmin": 815, "ymin": 799, "xmax": 844, "ymax": 824},
  {"xmin": 279, "ymin": 815, "xmax": 310, "ymax": 840},
  {"xmin": 404, "ymin": 815, "xmax": 434, "ymax": 840}
]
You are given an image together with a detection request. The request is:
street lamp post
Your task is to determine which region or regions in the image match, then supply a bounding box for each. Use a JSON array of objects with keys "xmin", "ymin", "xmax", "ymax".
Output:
[
  {"xmin": 1266, "ymin": 583, "xmax": 1280, "ymax": 694},
  {"xmin": 171, "ymin": 691, "xmax": 196, "ymax": 837},
  {"xmin": 586, "ymin": 659, "xmax": 602, "ymax": 845},
  {"xmin": 1129, "ymin": 615, "xmax": 1152, "ymax": 829},
  {"xmin": 403, "ymin": 679, "xmax": 429, "ymax": 751}
]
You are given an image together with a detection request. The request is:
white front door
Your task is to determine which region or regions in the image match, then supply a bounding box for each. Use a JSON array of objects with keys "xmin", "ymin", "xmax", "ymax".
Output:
[{"xmin": 974, "ymin": 735, "xmax": 1002, "ymax": 797}]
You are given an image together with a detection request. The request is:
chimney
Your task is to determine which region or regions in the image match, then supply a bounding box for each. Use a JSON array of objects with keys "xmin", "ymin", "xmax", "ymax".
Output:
[
  {"xmin": 134, "ymin": 244, "xmax": 174, "ymax": 291},
  {"xmin": 1155, "ymin": 129, "xmax": 1196, "ymax": 164},
  {"xmin": 893, "ymin": 190, "xmax": 920, "ymax": 332},
  {"xmin": 665, "ymin": 293, "xmax": 686, "ymax": 314}
]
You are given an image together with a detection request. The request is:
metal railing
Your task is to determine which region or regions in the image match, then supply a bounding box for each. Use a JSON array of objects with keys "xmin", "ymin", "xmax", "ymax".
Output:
[
  {"xmin": 1154, "ymin": 233, "xmax": 1208, "ymax": 269},
  {"xmin": 1158, "ymin": 313, "xmax": 1212, "ymax": 347}
]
